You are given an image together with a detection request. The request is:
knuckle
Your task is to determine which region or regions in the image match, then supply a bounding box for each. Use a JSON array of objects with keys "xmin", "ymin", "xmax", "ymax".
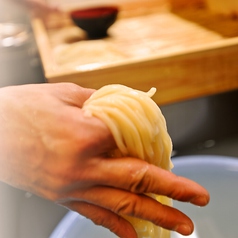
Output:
[
  {"xmin": 91, "ymin": 214, "xmax": 108, "ymax": 226},
  {"xmin": 168, "ymin": 176, "xmax": 189, "ymax": 201},
  {"xmin": 113, "ymin": 194, "xmax": 142, "ymax": 217},
  {"xmin": 107, "ymin": 216, "xmax": 127, "ymax": 236},
  {"xmin": 93, "ymin": 216, "xmax": 121, "ymax": 234},
  {"xmin": 90, "ymin": 213, "xmax": 127, "ymax": 238},
  {"xmin": 153, "ymin": 204, "xmax": 169, "ymax": 227},
  {"xmin": 128, "ymin": 164, "xmax": 153, "ymax": 193}
]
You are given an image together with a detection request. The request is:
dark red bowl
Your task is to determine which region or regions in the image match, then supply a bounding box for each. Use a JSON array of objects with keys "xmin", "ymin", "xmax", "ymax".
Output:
[{"xmin": 70, "ymin": 6, "xmax": 119, "ymax": 39}]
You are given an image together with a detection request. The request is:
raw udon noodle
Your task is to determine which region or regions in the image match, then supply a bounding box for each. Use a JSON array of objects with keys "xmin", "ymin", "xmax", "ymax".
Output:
[{"xmin": 82, "ymin": 84, "xmax": 173, "ymax": 238}]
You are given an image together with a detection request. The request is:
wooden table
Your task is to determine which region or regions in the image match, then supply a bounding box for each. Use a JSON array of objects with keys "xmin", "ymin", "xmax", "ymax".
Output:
[{"xmin": 32, "ymin": 0, "xmax": 238, "ymax": 105}]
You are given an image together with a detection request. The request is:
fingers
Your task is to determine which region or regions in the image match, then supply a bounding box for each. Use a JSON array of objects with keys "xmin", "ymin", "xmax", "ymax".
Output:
[
  {"xmin": 62, "ymin": 201, "xmax": 138, "ymax": 238},
  {"xmin": 49, "ymin": 83, "xmax": 95, "ymax": 108},
  {"xmin": 84, "ymin": 157, "xmax": 210, "ymax": 206},
  {"xmin": 67, "ymin": 186, "xmax": 194, "ymax": 236}
]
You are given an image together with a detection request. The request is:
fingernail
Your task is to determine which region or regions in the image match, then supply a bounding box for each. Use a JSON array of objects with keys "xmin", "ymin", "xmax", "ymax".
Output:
[
  {"xmin": 190, "ymin": 196, "xmax": 209, "ymax": 206},
  {"xmin": 175, "ymin": 224, "xmax": 192, "ymax": 235}
]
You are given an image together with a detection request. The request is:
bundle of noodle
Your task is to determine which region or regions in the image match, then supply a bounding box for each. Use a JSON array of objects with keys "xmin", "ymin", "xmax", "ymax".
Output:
[{"xmin": 82, "ymin": 84, "xmax": 173, "ymax": 238}]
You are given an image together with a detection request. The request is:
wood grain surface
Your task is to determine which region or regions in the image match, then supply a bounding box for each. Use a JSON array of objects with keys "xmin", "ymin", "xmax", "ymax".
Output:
[{"xmin": 32, "ymin": 0, "xmax": 238, "ymax": 105}]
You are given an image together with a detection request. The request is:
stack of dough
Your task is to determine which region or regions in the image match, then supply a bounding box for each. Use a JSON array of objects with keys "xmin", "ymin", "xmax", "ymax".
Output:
[{"xmin": 82, "ymin": 84, "xmax": 173, "ymax": 238}]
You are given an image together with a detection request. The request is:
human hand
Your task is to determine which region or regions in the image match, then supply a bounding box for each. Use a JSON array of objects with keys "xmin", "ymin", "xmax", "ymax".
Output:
[{"xmin": 0, "ymin": 83, "xmax": 209, "ymax": 238}]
